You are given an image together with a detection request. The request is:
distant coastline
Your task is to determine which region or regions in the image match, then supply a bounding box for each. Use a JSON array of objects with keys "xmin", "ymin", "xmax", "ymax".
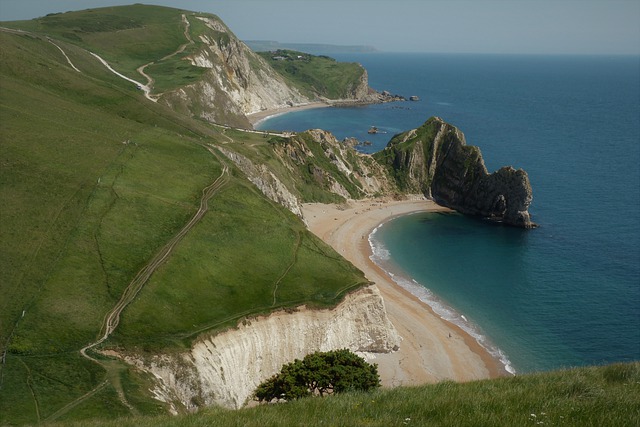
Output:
[{"xmin": 245, "ymin": 40, "xmax": 378, "ymax": 54}]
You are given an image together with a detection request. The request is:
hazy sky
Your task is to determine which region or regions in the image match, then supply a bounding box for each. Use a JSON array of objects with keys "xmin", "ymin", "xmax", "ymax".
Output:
[{"xmin": 1, "ymin": 0, "xmax": 638, "ymax": 54}]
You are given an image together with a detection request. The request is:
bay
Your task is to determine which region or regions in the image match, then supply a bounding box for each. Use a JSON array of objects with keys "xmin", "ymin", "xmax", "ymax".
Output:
[{"xmin": 257, "ymin": 53, "xmax": 640, "ymax": 373}]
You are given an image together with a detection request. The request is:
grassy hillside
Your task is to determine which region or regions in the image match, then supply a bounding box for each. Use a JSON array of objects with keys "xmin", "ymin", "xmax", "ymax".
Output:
[
  {"xmin": 47, "ymin": 363, "xmax": 640, "ymax": 427},
  {"xmin": 258, "ymin": 49, "xmax": 366, "ymax": 100},
  {"xmin": 2, "ymin": 5, "xmax": 199, "ymax": 86},
  {"xmin": 0, "ymin": 12, "xmax": 367, "ymax": 424},
  {"xmin": 2, "ymin": 5, "xmax": 371, "ymax": 123}
]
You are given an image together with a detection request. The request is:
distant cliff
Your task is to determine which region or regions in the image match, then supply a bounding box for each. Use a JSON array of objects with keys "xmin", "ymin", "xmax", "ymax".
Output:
[
  {"xmin": 374, "ymin": 117, "xmax": 535, "ymax": 228},
  {"xmin": 159, "ymin": 19, "xmax": 387, "ymax": 127},
  {"xmin": 257, "ymin": 49, "xmax": 389, "ymax": 103},
  {"xmin": 159, "ymin": 16, "xmax": 310, "ymax": 128}
]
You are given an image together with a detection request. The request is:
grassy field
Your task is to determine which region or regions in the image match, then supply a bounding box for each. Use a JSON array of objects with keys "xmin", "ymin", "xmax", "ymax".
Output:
[
  {"xmin": 43, "ymin": 362, "xmax": 640, "ymax": 427},
  {"xmin": 3, "ymin": 5, "xmax": 188, "ymax": 80},
  {"xmin": 258, "ymin": 49, "xmax": 366, "ymax": 100},
  {"xmin": 0, "ymin": 13, "xmax": 368, "ymax": 424},
  {"xmin": 112, "ymin": 177, "xmax": 366, "ymax": 351},
  {"xmin": 2, "ymin": 5, "xmax": 233, "ymax": 97}
]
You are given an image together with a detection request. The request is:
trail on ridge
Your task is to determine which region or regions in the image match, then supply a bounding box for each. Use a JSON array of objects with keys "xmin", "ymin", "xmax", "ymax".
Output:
[
  {"xmin": 65, "ymin": 147, "xmax": 230, "ymax": 417},
  {"xmin": 137, "ymin": 14, "xmax": 195, "ymax": 99}
]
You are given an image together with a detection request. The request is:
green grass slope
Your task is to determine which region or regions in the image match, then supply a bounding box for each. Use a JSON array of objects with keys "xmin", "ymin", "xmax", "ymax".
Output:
[
  {"xmin": 1, "ymin": 5, "xmax": 232, "ymax": 98},
  {"xmin": 3, "ymin": 5, "xmax": 191, "ymax": 83},
  {"xmin": 0, "ymin": 18, "xmax": 366, "ymax": 425},
  {"xmin": 258, "ymin": 49, "xmax": 366, "ymax": 100},
  {"xmin": 46, "ymin": 363, "xmax": 640, "ymax": 427}
]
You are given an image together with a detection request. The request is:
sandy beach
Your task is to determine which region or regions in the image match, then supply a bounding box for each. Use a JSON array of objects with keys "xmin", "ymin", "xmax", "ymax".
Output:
[
  {"xmin": 301, "ymin": 198, "xmax": 507, "ymax": 387},
  {"xmin": 247, "ymin": 102, "xmax": 331, "ymax": 126}
]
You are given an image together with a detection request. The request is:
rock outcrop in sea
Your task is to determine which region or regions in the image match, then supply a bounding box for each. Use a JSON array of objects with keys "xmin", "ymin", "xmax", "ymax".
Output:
[{"xmin": 374, "ymin": 117, "xmax": 535, "ymax": 228}]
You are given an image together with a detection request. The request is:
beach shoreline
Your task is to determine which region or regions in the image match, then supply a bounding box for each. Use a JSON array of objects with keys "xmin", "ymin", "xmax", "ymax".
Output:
[
  {"xmin": 301, "ymin": 197, "xmax": 508, "ymax": 387},
  {"xmin": 247, "ymin": 102, "xmax": 331, "ymax": 127}
]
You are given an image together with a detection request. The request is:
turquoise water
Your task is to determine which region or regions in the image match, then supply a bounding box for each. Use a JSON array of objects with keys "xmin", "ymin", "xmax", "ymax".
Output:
[{"xmin": 258, "ymin": 54, "xmax": 640, "ymax": 373}]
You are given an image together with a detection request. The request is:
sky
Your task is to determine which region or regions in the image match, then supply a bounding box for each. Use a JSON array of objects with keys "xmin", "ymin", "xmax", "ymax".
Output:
[{"xmin": 0, "ymin": 0, "xmax": 638, "ymax": 54}]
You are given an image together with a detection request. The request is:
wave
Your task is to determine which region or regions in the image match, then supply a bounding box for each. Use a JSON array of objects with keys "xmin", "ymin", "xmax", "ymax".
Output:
[
  {"xmin": 252, "ymin": 112, "xmax": 288, "ymax": 128},
  {"xmin": 369, "ymin": 224, "xmax": 391, "ymax": 260},
  {"xmin": 368, "ymin": 226, "xmax": 516, "ymax": 375}
]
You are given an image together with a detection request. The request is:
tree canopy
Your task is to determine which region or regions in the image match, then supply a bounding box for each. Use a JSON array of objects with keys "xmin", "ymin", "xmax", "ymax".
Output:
[{"xmin": 253, "ymin": 349, "xmax": 380, "ymax": 403}]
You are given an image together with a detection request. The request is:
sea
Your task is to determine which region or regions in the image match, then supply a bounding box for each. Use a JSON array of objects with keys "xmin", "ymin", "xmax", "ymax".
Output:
[{"xmin": 256, "ymin": 53, "xmax": 640, "ymax": 374}]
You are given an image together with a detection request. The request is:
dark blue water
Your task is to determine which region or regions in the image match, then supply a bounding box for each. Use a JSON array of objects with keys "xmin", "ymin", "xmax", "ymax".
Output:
[{"xmin": 258, "ymin": 54, "xmax": 640, "ymax": 373}]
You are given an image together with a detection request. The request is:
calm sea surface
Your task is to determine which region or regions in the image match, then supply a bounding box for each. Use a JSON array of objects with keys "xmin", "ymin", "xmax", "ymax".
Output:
[{"xmin": 257, "ymin": 53, "xmax": 640, "ymax": 373}]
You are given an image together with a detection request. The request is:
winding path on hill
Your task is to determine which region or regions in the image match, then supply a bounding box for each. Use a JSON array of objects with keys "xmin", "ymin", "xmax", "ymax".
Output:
[
  {"xmin": 1, "ymin": 25, "xmax": 291, "ymax": 138},
  {"xmin": 89, "ymin": 52, "xmax": 156, "ymax": 102},
  {"xmin": 83, "ymin": 160, "xmax": 229, "ymax": 352},
  {"xmin": 47, "ymin": 148, "xmax": 230, "ymax": 420},
  {"xmin": 46, "ymin": 38, "xmax": 81, "ymax": 72},
  {"xmin": 136, "ymin": 14, "xmax": 195, "ymax": 99},
  {"xmin": 1, "ymin": 27, "xmax": 81, "ymax": 75}
]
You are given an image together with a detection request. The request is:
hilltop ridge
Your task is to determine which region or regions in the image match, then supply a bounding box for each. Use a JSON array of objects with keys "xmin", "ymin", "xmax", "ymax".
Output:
[{"xmin": 2, "ymin": 4, "xmax": 385, "ymax": 128}]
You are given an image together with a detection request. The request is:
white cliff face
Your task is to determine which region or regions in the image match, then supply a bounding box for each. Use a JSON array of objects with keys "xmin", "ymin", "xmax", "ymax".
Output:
[
  {"xmin": 128, "ymin": 286, "xmax": 400, "ymax": 411},
  {"xmin": 160, "ymin": 16, "xmax": 310, "ymax": 125},
  {"xmin": 218, "ymin": 146, "xmax": 304, "ymax": 218}
]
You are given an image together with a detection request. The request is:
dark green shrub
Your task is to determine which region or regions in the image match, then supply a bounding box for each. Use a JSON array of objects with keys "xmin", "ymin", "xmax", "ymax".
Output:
[{"xmin": 254, "ymin": 349, "xmax": 380, "ymax": 403}]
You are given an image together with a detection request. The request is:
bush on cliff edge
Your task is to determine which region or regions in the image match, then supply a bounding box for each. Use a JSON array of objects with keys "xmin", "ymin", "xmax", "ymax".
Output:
[{"xmin": 253, "ymin": 349, "xmax": 380, "ymax": 403}]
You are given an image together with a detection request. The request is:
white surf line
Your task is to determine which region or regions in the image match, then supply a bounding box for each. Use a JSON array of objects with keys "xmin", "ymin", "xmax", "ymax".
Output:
[
  {"xmin": 47, "ymin": 39, "xmax": 81, "ymax": 73},
  {"xmin": 89, "ymin": 52, "xmax": 157, "ymax": 102}
]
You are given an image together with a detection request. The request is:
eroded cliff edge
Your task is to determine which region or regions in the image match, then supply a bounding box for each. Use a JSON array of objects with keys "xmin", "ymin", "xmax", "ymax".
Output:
[
  {"xmin": 374, "ymin": 117, "xmax": 535, "ymax": 228},
  {"xmin": 157, "ymin": 15, "xmax": 388, "ymax": 128},
  {"xmin": 121, "ymin": 286, "xmax": 400, "ymax": 411}
]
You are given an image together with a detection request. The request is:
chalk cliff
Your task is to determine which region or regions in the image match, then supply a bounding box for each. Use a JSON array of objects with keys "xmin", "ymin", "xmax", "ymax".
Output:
[
  {"xmin": 217, "ymin": 146, "xmax": 304, "ymax": 218},
  {"xmin": 374, "ymin": 117, "xmax": 535, "ymax": 228},
  {"xmin": 218, "ymin": 119, "xmax": 534, "ymax": 229},
  {"xmin": 158, "ymin": 16, "xmax": 309, "ymax": 128},
  {"xmin": 126, "ymin": 286, "xmax": 400, "ymax": 411},
  {"xmin": 157, "ymin": 16, "xmax": 386, "ymax": 128}
]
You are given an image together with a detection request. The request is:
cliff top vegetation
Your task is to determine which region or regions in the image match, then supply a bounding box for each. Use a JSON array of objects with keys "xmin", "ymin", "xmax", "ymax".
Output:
[{"xmin": 258, "ymin": 49, "xmax": 366, "ymax": 99}]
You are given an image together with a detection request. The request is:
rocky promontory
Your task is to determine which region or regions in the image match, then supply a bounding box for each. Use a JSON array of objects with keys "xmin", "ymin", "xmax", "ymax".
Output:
[{"xmin": 374, "ymin": 117, "xmax": 535, "ymax": 228}]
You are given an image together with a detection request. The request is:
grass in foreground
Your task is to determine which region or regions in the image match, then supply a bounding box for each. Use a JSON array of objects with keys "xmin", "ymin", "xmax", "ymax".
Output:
[{"xmin": 47, "ymin": 362, "xmax": 639, "ymax": 427}]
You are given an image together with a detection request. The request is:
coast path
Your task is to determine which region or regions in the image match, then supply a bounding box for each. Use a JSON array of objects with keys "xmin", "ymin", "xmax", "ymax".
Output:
[
  {"xmin": 136, "ymin": 14, "xmax": 195, "ymax": 99},
  {"xmin": 301, "ymin": 199, "xmax": 506, "ymax": 387},
  {"xmin": 46, "ymin": 147, "xmax": 230, "ymax": 422}
]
